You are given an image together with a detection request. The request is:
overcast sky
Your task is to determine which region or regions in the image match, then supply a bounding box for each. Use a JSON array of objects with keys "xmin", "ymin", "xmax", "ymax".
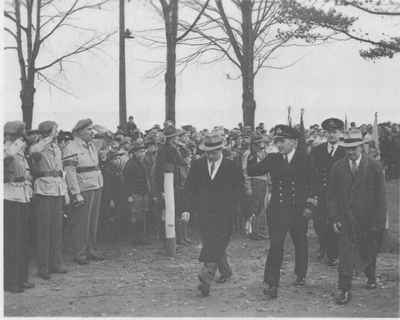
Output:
[{"xmin": 2, "ymin": 0, "xmax": 400, "ymax": 131}]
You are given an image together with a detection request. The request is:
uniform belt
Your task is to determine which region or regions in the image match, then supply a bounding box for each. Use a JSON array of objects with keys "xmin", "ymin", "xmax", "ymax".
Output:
[
  {"xmin": 36, "ymin": 170, "xmax": 63, "ymax": 178},
  {"xmin": 76, "ymin": 165, "xmax": 100, "ymax": 173},
  {"xmin": 4, "ymin": 176, "xmax": 25, "ymax": 183}
]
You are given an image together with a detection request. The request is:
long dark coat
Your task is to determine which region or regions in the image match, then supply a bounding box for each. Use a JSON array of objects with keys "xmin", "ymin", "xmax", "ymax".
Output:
[
  {"xmin": 327, "ymin": 155, "xmax": 386, "ymax": 265},
  {"xmin": 247, "ymin": 150, "xmax": 314, "ymax": 227},
  {"xmin": 184, "ymin": 157, "xmax": 244, "ymax": 262},
  {"xmin": 310, "ymin": 143, "xmax": 346, "ymax": 219}
]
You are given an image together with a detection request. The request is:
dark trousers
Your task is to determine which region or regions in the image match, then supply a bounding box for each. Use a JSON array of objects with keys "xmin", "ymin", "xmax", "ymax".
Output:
[
  {"xmin": 338, "ymin": 232, "xmax": 378, "ymax": 291},
  {"xmin": 35, "ymin": 195, "xmax": 64, "ymax": 274},
  {"xmin": 313, "ymin": 202, "xmax": 338, "ymax": 260},
  {"xmin": 264, "ymin": 210, "xmax": 308, "ymax": 287},
  {"xmin": 199, "ymin": 252, "xmax": 232, "ymax": 286},
  {"xmin": 70, "ymin": 189, "xmax": 102, "ymax": 259},
  {"xmin": 4, "ymin": 200, "xmax": 30, "ymax": 291}
]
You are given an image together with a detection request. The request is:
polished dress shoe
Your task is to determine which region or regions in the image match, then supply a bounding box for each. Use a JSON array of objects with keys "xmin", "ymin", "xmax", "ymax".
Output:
[
  {"xmin": 88, "ymin": 252, "xmax": 105, "ymax": 261},
  {"xmin": 327, "ymin": 258, "xmax": 338, "ymax": 267},
  {"xmin": 23, "ymin": 281, "xmax": 35, "ymax": 289},
  {"xmin": 215, "ymin": 274, "xmax": 232, "ymax": 284},
  {"xmin": 7, "ymin": 285, "xmax": 24, "ymax": 293},
  {"xmin": 51, "ymin": 266, "xmax": 68, "ymax": 274},
  {"xmin": 294, "ymin": 276, "xmax": 306, "ymax": 286},
  {"xmin": 365, "ymin": 280, "xmax": 377, "ymax": 289},
  {"xmin": 74, "ymin": 257, "xmax": 89, "ymax": 265},
  {"xmin": 266, "ymin": 286, "xmax": 278, "ymax": 299},
  {"xmin": 335, "ymin": 290, "xmax": 351, "ymax": 305},
  {"xmin": 38, "ymin": 272, "xmax": 51, "ymax": 280}
]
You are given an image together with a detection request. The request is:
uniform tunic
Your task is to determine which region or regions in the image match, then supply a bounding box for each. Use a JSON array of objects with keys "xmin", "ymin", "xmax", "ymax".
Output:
[
  {"xmin": 30, "ymin": 137, "xmax": 67, "ymax": 274},
  {"xmin": 4, "ymin": 139, "xmax": 32, "ymax": 291},
  {"xmin": 62, "ymin": 136, "xmax": 103, "ymax": 260}
]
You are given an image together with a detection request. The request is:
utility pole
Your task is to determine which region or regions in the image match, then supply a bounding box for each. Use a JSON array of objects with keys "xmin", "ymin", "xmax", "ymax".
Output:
[{"xmin": 119, "ymin": 0, "xmax": 127, "ymax": 126}]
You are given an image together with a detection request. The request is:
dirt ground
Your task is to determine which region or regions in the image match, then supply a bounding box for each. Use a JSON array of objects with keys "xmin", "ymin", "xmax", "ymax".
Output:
[{"xmin": 4, "ymin": 229, "xmax": 399, "ymax": 317}]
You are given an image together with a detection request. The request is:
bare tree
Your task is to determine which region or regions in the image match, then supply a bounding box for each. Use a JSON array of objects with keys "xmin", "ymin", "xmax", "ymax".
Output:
[
  {"xmin": 147, "ymin": 0, "xmax": 209, "ymax": 124},
  {"xmin": 4, "ymin": 0, "xmax": 115, "ymax": 129},
  {"xmin": 181, "ymin": 0, "xmax": 355, "ymax": 128}
]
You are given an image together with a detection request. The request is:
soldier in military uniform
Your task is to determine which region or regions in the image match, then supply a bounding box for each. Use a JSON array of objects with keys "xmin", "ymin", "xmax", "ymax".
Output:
[
  {"xmin": 247, "ymin": 125, "xmax": 316, "ymax": 299},
  {"xmin": 29, "ymin": 121, "xmax": 68, "ymax": 279},
  {"xmin": 310, "ymin": 118, "xmax": 346, "ymax": 265},
  {"xmin": 4, "ymin": 121, "xmax": 34, "ymax": 293},
  {"xmin": 62, "ymin": 119, "xmax": 104, "ymax": 265}
]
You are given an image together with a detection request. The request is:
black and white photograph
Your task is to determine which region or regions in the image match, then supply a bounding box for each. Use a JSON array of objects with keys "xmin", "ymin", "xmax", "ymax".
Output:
[{"xmin": 2, "ymin": 0, "xmax": 400, "ymax": 317}]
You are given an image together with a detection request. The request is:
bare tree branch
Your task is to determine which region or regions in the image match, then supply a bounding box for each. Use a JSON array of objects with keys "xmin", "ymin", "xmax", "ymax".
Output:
[{"xmin": 35, "ymin": 32, "xmax": 116, "ymax": 72}]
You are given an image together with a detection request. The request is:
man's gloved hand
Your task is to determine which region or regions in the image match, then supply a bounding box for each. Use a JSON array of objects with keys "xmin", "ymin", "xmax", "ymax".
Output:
[
  {"xmin": 127, "ymin": 196, "xmax": 134, "ymax": 203},
  {"xmin": 333, "ymin": 221, "xmax": 342, "ymax": 234},
  {"xmin": 110, "ymin": 199, "xmax": 116, "ymax": 208}
]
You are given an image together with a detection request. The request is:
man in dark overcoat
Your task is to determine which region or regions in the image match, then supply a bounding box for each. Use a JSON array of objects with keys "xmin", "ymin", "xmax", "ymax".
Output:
[
  {"xmin": 184, "ymin": 133, "xmax": 244, "ymax": 297},
  {"xmin": 247, "ymin": 125, "xmax": 316, "ymax": 299},
  {"xmin": 327, "ymin": 129, "xmax": 386, "ymax": 305},
  {"xmin": 310, "ymin": 118, "xmax": 346, "ymax": 265}
]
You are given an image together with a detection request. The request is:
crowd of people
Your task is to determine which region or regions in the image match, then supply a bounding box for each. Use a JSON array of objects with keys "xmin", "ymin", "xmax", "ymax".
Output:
[{"xmin": 3, "ymin": 114, "xmax": 399, "ymax": 306}]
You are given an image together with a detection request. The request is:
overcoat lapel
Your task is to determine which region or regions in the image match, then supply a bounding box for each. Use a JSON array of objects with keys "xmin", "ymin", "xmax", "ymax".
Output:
[{"xmin": 353, "ymin": 156, "xmax": 367, "ymax": 189}]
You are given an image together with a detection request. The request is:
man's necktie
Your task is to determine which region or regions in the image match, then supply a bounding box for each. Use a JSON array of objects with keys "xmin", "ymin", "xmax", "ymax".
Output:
[
  {"xmin": 329, "ymin": 144, "xmax": 334, "ymax": 157},
  {"xmin": 350, "ymin": 159, "xmax": 358, "ymax": 175},
  {"xmin": 210, "ymin": 160, "xmax": 216, "ymax": 178}
]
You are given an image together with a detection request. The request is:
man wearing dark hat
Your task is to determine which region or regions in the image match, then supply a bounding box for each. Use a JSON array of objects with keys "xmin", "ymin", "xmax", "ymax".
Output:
[
  {"xmin": 4, "ymin": 121, "xmax": 34, "ymax": 293},
  {"xmin": 153, "ymin": 126, "xmax": 187, "ymax": 242},
  {"xmin": 123, "ymin": 141, "xmax": 150, "ymax": 244},
  {"xmin": 29, "ymin": 121, "xmax": 68, "ymax": 279},
  {"xmin": 62, "ymin": 118, "xmax": 104, "ymax": 264},
  {"xmin": 247, "ymin": 124, "xmax": 316, "ymax": 299},
  {"xmin": 310, "ymin": 118, "xmax": 346, "ymax": 265},
  {"xmin": 327, "ymin": 129, "xmax": 386, "ymax": 305},
  {"xmin": 184, "ymin": 133, "xmax": 244, "ymax": 297}
]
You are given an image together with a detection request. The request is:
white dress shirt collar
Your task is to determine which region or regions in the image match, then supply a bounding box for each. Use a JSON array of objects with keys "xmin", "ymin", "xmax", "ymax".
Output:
[
  {"xmin": 286, "ymin": 147, "xmax": 296, "ymax": 164},
  {"xmin": 207, "ymin": 155, "xmax": 223, "ymax": 180}
]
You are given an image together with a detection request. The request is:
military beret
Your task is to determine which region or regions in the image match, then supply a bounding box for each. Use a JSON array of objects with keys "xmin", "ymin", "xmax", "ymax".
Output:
[
  {"xmin": 38, "ymin": 121, "xmax": 57, "ymax": 135},
  {"xmin": 321, "ymin": 118, "xmax": 344, "ymax": 131},
  {"xmin": 272, "ymin": 124, "xmax": 300, "ymax": 140},
  {"xmin": 4, "ymin": 121, "xmax": 25, "ymax": 137},
  {"xmin": 72, "ymin": 118, "xmax": 93, "ymax": 133}
]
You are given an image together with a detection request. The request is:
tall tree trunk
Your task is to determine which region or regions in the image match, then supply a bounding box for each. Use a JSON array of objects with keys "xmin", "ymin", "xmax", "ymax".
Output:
[
  {"xmin": 20, "ymin": 79, "xmax": 35, "ymax": 130},
  {"xmin": 241, "ymin": 74, "xmax": 256, "ymax": 129},
  {"xmin": 164, "ymin": 0, "xmax": 178, "ymax": 125},
  {"xmin": 165, "ymin": 36, "xmax": 176, "ymax": 124},
  {"xmin": 241, "ymin": 0, "xmax": 255, "ymax": 129}
]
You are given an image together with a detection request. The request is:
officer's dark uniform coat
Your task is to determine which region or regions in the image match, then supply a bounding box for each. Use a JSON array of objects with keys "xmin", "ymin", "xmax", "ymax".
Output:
[
  {"xmin": 247, "ymin": 149, "xmax": 314, "ymax": 286},
  {"xmin": 310, "ymin": 142, "xmax": 346, "ymax": 258}
]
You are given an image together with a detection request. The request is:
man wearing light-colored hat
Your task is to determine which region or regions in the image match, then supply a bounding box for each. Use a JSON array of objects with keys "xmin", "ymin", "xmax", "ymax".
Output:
[
  {"xmin": 62, "ymin": 118, "xmax": 104, "ymax": 264},
  {"xmin": 183, "ymin": 132, "xmax": 244, "ymax": 297},
  {"xmin": 327, "ymin": 129, "xmax": 386, "ymax": 305}
]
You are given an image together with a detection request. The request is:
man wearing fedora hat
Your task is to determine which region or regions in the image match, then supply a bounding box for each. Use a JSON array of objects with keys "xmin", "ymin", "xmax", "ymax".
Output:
[
  {"xmin": 184, "ymin": 133, "xmax": 244, "ymax": 297},
  {"xmin": 62, "ymin": 118, "xmax": 104, "ymax": 264},
  {"xmin": 310, "ymin": 118, "xmax": 346, "ymax": 266},
  {"xmin": 29, "ymin": 121, "xmax": 68, "ymax": 279},
  {"xmin": 327, "ymin": 129, "xmax": 386, "ymax": 305},
  {"xmin": 247, "ymin": 124, "xmax": 316, "ymax": 299}
]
